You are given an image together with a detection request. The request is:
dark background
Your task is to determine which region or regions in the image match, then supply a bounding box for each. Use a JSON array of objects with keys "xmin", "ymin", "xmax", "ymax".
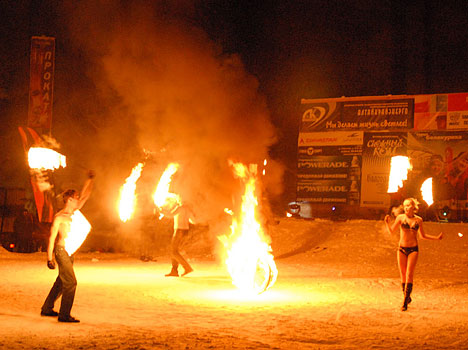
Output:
[{"xmin": 1, "ymin": 0, "xmax": 467, "ymax": 207}]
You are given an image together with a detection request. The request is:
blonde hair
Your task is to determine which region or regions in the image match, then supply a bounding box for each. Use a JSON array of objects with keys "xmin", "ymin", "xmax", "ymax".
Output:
[{"xmin": 403, "ymin": 198, "xmax": 419, "ymax": 211}]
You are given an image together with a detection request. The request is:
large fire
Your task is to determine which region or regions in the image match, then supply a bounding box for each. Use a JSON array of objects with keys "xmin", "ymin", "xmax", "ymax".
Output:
[
  {"xmin": 420, "ymin": 177, "xmax": 433, "ymax": 206},
  {"xmin": 28, "ymin": 147, "xmax": 66, "ymax": 170},
  {"xmin": 219, "ymin": 162, "xmax": 278, "ymax": 295},
  {"xmin": 152, "ymin": 163, "xmax": 180, "ymax": 216},
  {"xmin": 64, "ymin": 210, "xmax": 92, "ymax": 255},
  {"xmin": 118, "ymin": 163, "xmax": 144, "ymax": 222},
  {"xmin": 387, "ymin": 156, "xmax": 412, "ymax": 193}
]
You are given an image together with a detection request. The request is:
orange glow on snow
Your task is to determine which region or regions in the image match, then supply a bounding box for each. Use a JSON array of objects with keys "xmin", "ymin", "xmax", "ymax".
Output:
[
  {"xmin": 218, "ymin": 161, "xmax": 278, "ymax": 295},
  {"xmin": 387, "ymin": 156, "xmax": 412, "ymax": 193},
  {"xmin": 64, "ymin": 210, "xmax": 92, "ymax": 255},
  {"xmin": 28, "ymin": 147, "xmax": 66, "ymax": 170},
  {"xmin": 420, "ymin": 177, "xmax": 433, "ymax": 206},
  {"xmin": 118, "ymin": 163, "xmax": 144, "ymax": 222}
]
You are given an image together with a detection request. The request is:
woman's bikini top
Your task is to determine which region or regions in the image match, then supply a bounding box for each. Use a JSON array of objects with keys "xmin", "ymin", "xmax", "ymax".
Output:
[{"xmin": 401, "ymin": 220, "xmax": 419, "ymax": 231}]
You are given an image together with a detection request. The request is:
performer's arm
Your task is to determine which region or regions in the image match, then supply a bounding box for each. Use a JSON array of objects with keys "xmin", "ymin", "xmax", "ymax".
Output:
[
  {"xmin": 161, "ymin": 203, "xmax": 180, "ymax": 218},
  {"xmin": 418, "ymin": 221, "xmax": 443, "ymax": 240},
  {"xmin": 77, "ymin": 170, "xmax": 95, "ymax": 209},
  {"xmin": 187, "ymin": 206, "xmax": 196, "ymax": 225},
  {"xmin": 46, "ymin": 218, "xmax": 60, "ymax": 269},
  {"xmin": 384, "ymin": 214, "xmax": 401, "ymax": 235}
]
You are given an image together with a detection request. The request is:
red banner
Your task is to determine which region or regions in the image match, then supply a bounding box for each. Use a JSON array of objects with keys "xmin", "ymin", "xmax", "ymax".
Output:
[
  {"xmin": 28, "ymin": 36, "xmax": 55, "ymax": 134},
  {"xmin": 18, "ymin": 127, "xmax": 54, "ymax": 223}
]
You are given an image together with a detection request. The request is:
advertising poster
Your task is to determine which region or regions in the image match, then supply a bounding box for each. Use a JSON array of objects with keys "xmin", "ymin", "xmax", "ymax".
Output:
[
  {"xmin": 447, "ymin": 93, "xmax": 468, "ymax": 130},
  {"xmin": 297, "ymin": 131, "xmax": 362, "ymax": 204},
  {"xmin": 28, "ymin": 36, "xmax": 55, "ymax": 134},
  {"xmin": 406, "ymin": 131, "xmax": 468, "ymax": 203},
  {"xmin": 413, "ymin": 93, "xmax": 468, "ymax": 131},
  {"xmin": 360, "ymin": 132, "xmax": 407, "ymax": 208},
  {"xmin": 300, "ymin": 97, "xmax": 413, "ymax": 132}
]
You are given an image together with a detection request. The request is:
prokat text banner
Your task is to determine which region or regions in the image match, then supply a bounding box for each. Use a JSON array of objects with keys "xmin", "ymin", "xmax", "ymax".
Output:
[{"xmin": 28, "ymin": 36, "xmax": 55, "ymax": 134}]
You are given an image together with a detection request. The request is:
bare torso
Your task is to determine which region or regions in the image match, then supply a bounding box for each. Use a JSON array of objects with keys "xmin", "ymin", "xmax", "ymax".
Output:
[{"xmin": 53, "ymin": 210, "xmax": 74, "ymax": 246}]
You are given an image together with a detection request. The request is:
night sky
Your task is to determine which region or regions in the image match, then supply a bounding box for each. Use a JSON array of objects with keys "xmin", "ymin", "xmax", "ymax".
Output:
[{"xmin": 1, "ymin": 1, "xmax": 467, "ymax": 206}]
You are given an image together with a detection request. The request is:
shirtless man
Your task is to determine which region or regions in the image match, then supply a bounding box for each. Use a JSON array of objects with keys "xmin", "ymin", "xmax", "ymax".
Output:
[
  {"xmin": 384, "ymin": 198, "xmax": 443, "ymax": 311},
  {"xmin": 40, "ymin": 170, "xmax": 95, "ymax": 323}
]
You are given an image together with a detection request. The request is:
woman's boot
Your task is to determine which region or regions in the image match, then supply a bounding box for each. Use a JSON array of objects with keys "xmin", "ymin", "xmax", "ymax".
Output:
[{"xmin": 402, "ymin": 283, "xmax": 413, "ymax": 311}]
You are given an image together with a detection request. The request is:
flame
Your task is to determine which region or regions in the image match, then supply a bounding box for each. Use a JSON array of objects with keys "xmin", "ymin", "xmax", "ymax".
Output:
[
  {"xmin": 28, "ymin": 147, "xmax": 66, "ymax": 170},
  {"xmin": 219, "ymin": 162, "xmax": 278, "ymax": 295},
  {"xmin": 387, "ymin": 156, "xmax": 412, "ymax": 193},
  {"xmin": 118, "ymin": 163, "xmax": 144, "ymax": 222},
  {"xmin": 224, "ymin": 208, "xmax": 234, "ymax": 216},
  {"xmin": 458, "ymin": 233, "xmax": 463, "ymax": 238},
  {"xmin": 152, "ymin": 163, "xmax": 181, "ymax": 214},
  {"xmin": 286, "ymin": 212, "xmax": 292, "ymax": 217},
  {"xmin": 420, "ymin": 177, "xmax": 433, "ymax": 206},
  {"xmin": 64, "ymin": 210, "xmax": 92, "ymax": 255}
]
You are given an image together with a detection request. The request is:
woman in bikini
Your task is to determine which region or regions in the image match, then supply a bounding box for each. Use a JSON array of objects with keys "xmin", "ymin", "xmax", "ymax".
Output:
[{"xmin": 384, "ymin": 198, "xmax": 443, "ymax": 311}]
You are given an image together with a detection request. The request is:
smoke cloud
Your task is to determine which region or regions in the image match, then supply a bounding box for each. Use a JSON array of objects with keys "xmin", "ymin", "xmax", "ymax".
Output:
[{"xmin": 57, "ymin": 1, "xmax": 280, "ymax": 230}]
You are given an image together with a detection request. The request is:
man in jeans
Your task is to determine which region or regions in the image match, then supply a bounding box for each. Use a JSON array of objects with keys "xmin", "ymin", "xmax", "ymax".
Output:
[
  {"xmin": 164, "ymin": 201, "xmax": 195, "ymax": 277},
  {"xmin": 41, "ymin": 170, "xmax": 95, "ymax": 323}
]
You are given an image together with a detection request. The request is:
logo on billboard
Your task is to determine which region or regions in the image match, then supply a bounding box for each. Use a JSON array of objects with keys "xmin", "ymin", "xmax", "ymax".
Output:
[
  {"xmin": 302, "ymin": 107, "xmax": 326, "ymax": 128},
  {"xmin": 307, "ymin": 147, "xmax": 323, "ymax": 155}
]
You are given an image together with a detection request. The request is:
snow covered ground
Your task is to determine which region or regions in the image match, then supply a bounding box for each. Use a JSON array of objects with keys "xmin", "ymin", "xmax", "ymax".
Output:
[{"xmin": 1, "ymin": 218, "xmax": 467, "ymax": 349}]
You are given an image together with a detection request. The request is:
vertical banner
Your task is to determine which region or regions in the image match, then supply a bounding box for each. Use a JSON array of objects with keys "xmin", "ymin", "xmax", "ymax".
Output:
[
  {"xmin": 24, "ymin": 36, "xmax": 56, "ymax": 224},
  {"xmin": 360, "ymin": 132, "xmax": 407, "ymax": 208},
  {"xmin": 297, "ymin": 131, "xmax": 363, "ymax": 205},
  {"xmin": 28, "ymin": 36, "xmax": 55, "ymax": 134}
]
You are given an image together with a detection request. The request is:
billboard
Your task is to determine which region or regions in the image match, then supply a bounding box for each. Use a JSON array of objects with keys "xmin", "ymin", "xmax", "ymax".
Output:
[
  {"xmin": 297, "ymin": 93, "xmax": 468, "ymax": 219},
  {"xmin": 360, "ymin": 132, "xmax": 407, "ymax": 208},
  {"xmin": 301, "ymin": 97, "xmax": 414, "ymax": 131},
  {"xmin": 297, "ymin": 131, "xmax": 362, "ymax": 204},
  {"xmin": 414, "ymin": 93, "xmax": 468, "ymax": 131},
  {"xmin": 406, "ymin": 131, "xmax": 468, "ymax": 202}
]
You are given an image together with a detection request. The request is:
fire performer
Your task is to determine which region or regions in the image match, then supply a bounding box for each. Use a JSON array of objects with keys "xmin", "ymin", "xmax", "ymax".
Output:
[
  {"xmin": 384, "ymin": 198, "xmax": 443, "ymax": 311},
  {"xmin": 41, "ymin": 170, "xmax": 95, "ymax": 323},
  {"xmin": 163, "ymin": 200, "xmax": 195, "ymax": 277}
]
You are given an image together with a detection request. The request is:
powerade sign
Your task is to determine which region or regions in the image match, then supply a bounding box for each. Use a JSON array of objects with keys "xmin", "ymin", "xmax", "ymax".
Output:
[
  {"xmin": 297, "ymin": 180, "xmax": 349, "ymax": 203},
  {"xmin": 298, "ymin": 156, "xmax": 350, "ymax": 174}
]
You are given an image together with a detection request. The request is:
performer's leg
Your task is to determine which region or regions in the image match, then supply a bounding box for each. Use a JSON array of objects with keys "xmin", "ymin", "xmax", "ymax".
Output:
[
  {"xmin": 402, "ymin": 252, "xmax": 418, "ymax": 311},
  {"xmin": 172, "ymin": 230, "xmax": 192, "ymax": 274},
  {"xmin": 55, "ymin": 247, "xmax": 77, "ymax": 319},
  {"xmin": 166, "ymin": 231, "xmax": 182, "ymax": 276},
  {"xmin": 41, "ymin": 275, "xmax": 62, "ymax": 314},
  {"xmin": 397, "ymin": 250, "xmax": 408, "ymax": 285}
]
